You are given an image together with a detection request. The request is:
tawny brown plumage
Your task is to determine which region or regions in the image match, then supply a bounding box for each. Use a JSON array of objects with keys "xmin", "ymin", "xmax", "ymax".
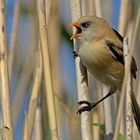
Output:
[{"xmin": 71, "ymin": 16, "xmax": 140, "ymax": 133}]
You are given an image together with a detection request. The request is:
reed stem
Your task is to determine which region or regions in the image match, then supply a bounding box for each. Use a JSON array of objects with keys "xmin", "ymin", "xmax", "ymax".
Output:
[{"xmin": 0, "ymin": 0, "xmax": 14, "ymax": 139}]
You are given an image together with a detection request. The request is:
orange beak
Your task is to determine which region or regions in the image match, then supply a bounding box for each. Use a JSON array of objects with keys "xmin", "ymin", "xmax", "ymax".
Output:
[
  {"xmin": 70, "ymin": 22, "xmax": 82, "ymax": 40},
  {"xmin": 70, "ymin": 21, "xmax": 80, "ymax": 27}
]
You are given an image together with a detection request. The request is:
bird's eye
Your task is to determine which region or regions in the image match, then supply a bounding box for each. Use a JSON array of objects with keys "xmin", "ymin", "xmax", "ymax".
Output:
[{"xmin": 81, "ymin": 22, "xmax": 91, "ymax": 28}]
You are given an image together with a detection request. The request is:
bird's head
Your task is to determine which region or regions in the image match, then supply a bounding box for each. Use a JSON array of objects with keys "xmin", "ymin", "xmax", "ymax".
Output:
[{"xmin": 70, "ymin": 16, "xmax": 109, "ymax": 42}]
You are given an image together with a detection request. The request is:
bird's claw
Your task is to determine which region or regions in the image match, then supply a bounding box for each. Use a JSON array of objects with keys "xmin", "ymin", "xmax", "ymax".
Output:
[
  {"xmin": 77, "ymin": 105, "xmax": 93, "ymax": 114},
  {"xmin": 77, "ymin": 101, "xmax": 97, "ymax": 114},
  {"xmin": 78, "ymin": 100, "xmax": 91, "ymax": 106},
  {"xmin": 73, "ymin": 51, "xmax": 78, "ymax": 59}
]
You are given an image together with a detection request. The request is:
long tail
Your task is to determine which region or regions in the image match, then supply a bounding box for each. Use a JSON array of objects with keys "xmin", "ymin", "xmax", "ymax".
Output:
[{"xmin": 131, "ymin": 92, "xmax": 140, "ymax": 133}]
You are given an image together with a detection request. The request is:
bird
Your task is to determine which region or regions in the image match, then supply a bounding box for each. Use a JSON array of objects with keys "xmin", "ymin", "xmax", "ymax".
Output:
[{"xmin": 70, "ymin": 16, "xmax": 140, "ymax": 132}]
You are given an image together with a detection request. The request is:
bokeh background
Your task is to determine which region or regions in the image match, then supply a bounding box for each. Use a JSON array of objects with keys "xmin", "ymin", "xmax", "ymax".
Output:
[{"xmin": 1, "ymin": 0, "xmax": 140, "ymax": 139}]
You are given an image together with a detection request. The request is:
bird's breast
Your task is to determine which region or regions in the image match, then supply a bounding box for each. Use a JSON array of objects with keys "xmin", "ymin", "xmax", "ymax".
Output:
[
  {"xmin": 78, "ymin": 41, "xmax": 111, "ymax": 73},
  {"xmin": 78, "ymin": 41, "xmax": 124, "ymax": 89}
]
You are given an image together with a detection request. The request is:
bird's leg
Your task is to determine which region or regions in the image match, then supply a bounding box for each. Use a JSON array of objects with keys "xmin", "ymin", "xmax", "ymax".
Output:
[
  {"xmin": 73, "ymin": 51, "xmax": 78, "ymax": 59},
  {"xmin": 77, "ymin": 91, "xmax": 115, "ymax": 114}
]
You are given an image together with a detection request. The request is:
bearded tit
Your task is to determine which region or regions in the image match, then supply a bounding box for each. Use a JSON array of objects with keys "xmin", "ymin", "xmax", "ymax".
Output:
[{"xmin": 71, "ymin": 16, "xmax": 140, "ymax": 132}]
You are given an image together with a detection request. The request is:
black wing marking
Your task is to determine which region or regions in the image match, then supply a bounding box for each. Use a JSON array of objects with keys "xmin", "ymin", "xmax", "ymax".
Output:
[
  {"xmin": 112, "ymin": 28, "xmax": 123, "ymax": 42},
  {"xmin": 105, "ymin": 40, "xmax": 137, "ymax": 79},
  {"xmin": 112, "ymin": 28, "xmax": 137, "ymax": 78},
  {"xmin": 105, "ymin": 40, "xmax": 124, "ymax": 65},
  {"xmin": 131, "ymin": 92, "xmax": 140, "ymax": 132}
]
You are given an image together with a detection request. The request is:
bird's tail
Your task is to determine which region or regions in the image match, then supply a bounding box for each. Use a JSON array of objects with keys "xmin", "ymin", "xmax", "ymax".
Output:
[{"xmin": 131, "ymin": 92, "xmax": 140, "ymax": 133}]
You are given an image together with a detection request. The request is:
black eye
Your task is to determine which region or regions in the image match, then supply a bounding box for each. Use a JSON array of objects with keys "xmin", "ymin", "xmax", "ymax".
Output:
[{"xmin": 81, "ymin": 22, "xmax": 91, "ymax": 28}]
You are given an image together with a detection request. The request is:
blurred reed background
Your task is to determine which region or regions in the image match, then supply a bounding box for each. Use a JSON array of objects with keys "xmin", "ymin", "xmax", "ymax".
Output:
[{"xmin": 0, "ymin": 0, "xmax": 139, "ymax": 140}]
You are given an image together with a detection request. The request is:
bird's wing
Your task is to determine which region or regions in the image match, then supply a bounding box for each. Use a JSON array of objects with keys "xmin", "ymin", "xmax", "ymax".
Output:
[
  {"xmin": 112, "ymin": 28, "xmax": 137, "ymax": 78},
  {"xmin": 131, "ymin": 92, "xmax": 140, "ymax": 133},
  {"xmin": 105, "ymin": 38, "xmax": 137, "ymax": 79},
  {"xmin": 111, "ymin": 29, "xmax": 140, "ymax": 132},
  {"xmin": 105, "ymin": 40, "xmax": 124, "ymax": 64},
  {"xmin": 112, "ymin": 28, "xmax": 123, "ymax": 42}
]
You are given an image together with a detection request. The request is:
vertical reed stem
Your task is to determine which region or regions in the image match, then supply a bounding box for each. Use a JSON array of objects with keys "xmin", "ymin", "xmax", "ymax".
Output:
[
  {"xmin": 102, "ymin": 85, "xmax": 113, "ymax": 140},
  {"xmin": 113, "ymin": 7, "xmax": 140, "ymax": 140},
  {"xmin": 118, "ymin": 0, "xmax": 129, "ymax": 35},
  {"xmin": 37, "ymin": 0, "xmax": 59, "ymax": 139},
  {"xmin": 0, "ymin": 0, "xmax": 14, "ymax": 139},
  {"xmin": 94, "ymin": 0, "xmax": 102, "ymax": 17},
  {"xmin": 8, "ymin": 0, "xmax": 21, "ymax": 79},
  {"xmin": 33, "ymin": 107, "xmax": 43, "ymax": 140},
  {"xmin": 70, "ymin": 0, "xmax": 92, "ymax": 140},
  {"xmin": 123, "ymin": 38, "xmax": 133, "ymax": 140},
  {"xmin": 113, "ymin": 37, "xmax": 131, "ymax": 140},
  {"xmin": 22, "ymin": 47, "xmax": 42, "ymax": 140}
]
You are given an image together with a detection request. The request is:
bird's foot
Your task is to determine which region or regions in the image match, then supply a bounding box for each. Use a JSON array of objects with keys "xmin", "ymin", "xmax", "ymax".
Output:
[
  {"xmin": 73, "ymin": 51, "xmax": 78, "ymax": 59},
  {"xmin": 77, "ymin": 101, "xmax": 98, "ymax": 114}
]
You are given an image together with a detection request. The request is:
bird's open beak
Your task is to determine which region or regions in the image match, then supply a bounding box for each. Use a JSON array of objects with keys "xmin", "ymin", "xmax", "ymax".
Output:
[{"xmin": 70, "ymin": 22, "xmax": 82, "ymax": 40}]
